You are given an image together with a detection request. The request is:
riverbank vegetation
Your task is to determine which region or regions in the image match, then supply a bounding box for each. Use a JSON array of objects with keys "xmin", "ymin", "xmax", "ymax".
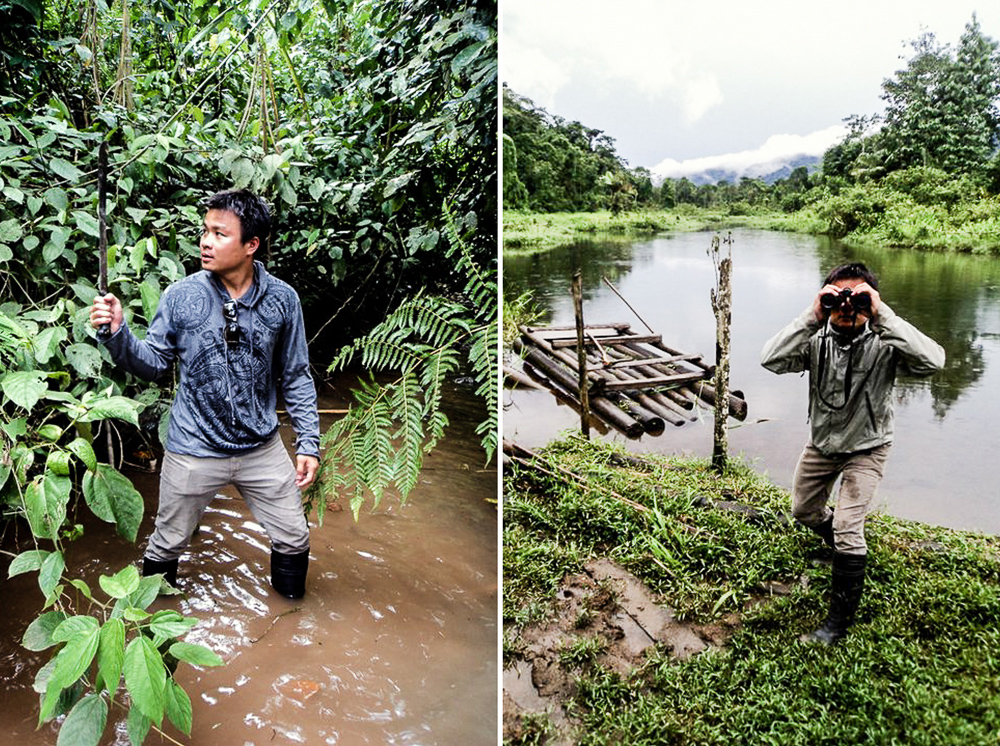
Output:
[
  {"xmin": 503, "ymin": 16, "xmax": 1000, "ymax": 255},
  {"xmin": 1, "ymin": 1, "xmax": 495, "ymax": 743},
  {"xmin": 504, "ymin": 437, "xmax": 1000, "ymax": 745}
]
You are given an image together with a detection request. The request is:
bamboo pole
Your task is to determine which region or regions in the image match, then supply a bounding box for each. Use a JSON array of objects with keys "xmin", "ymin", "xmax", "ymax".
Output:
[{"xmin": 571, "ymin": 271, "xmax": 591, "ymax": 440}]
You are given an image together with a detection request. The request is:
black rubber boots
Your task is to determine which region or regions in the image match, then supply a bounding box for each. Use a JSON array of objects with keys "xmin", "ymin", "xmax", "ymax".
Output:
[
  {"xmin": 801, "ymin": 551, "xmax": 867, "ymax": 645},
  {"xmin": 270, "ymin": 549, "xmax": 309, "ymax": 599},
  {"xmin": 141, "ymin": 556, "xmax": 179, "ymax": 587}
]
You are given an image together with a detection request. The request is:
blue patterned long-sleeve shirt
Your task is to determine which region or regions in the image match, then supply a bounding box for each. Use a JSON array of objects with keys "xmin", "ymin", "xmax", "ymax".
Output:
[{"xmin": 103, "ymin": 261, "xmax": 320, "ymax": 458}]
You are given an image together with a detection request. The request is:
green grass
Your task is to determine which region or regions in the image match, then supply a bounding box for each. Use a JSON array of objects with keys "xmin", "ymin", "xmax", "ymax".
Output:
[
  {"xmin": 502, "ymin": 196, "xmax": 1000, "ymax": 255},
  {"xmin": 502, "ymin": 209, "xmax": 720, "ymax": 252},
  {"xmin": 504, "ymin": 437, "xmax": 1000, "ymax": 746}
]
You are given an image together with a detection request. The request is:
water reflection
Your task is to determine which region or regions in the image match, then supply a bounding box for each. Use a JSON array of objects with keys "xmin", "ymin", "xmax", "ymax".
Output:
[{"xmin": 505, "ymin": 229, "xmax": 1000, "ymax": 534}]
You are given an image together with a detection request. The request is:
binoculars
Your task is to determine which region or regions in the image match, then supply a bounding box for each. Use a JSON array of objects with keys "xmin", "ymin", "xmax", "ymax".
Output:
[{"xmin": 820, "ymin": 287, "xmax": 872, "ymax": 312}]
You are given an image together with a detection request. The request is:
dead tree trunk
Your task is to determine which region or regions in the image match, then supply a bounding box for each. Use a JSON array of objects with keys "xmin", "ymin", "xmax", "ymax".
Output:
[{"xmin": 710, "ymin": 233, "xmax": 734, "ymax": 473}]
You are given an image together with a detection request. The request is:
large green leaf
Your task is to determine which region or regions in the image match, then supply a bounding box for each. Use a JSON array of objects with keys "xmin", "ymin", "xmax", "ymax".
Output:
[
  {"xmin": 65, "ymin": 343, "xmax": 104, "ymax": 379},
  {"xmin": 0, "ymin": 218, "xmax": 23, "ymax": 242},
  {"xmin": 24, "ymin": 474, "xmax": 70, "ymax": 540},
  {"xmin": 168, "ymin": 641, "xmax": 224, "ymax": 668},
  {"xmin": 22, "ymin": 610, "xmax": 68, "ymax": 651},
  {"xmin": 67, "ymin": 436, "xmax": 98, "ymax": 471},
  {"xmin": 8, "ymin": 548, "xmax": 49, "ymax": 578},
  {"xmin": 149, "ymin": 610, "xmax": 197, "ymax": 639},
  {"xmin": 38, "ymin": 549, "xmax": 65, "ymax": 599},
  {"xmin": 45, "ymin": 617, "xmax": 101, "ymax": 707},
  {"xmin": 81, "ymin": 396, "xmax": 140, "ymax": 426},
  {"xmin": 56, "ymin": 693, "xmax": 107, "ymax": 746},
  {"xmin": 138, "ymin": 278, "xmax": 161, "ymax": 324},
  {"xmin": 33, "ymin": 325, "xmax": 68, "ymax": 364},
  {"xmin": 126, "ymin": 704, "xmax": 151, "ymax": 746},
  {"xmin": 123, "ymin": 636, "xmax": 167, "ymax": 725},
  {"xmin": 50, "ymin": 157, "xmax": 84, "ymax": 181},
  {"xmin": 164, "ymin": 679, "xmax": 193, "ymax": 735},
  {"xmin": 96, "ymin": 618, "xmax": 125, "ymax": 694},
  {"xmin": 82, "ymin": 464, "xmax": 144, "ymax": 542},
  {"xmin": 1, "ymin": 370, "xmax": 47, "ymax": 412},
  {"xmin": 99, "ymin": 564, "xmax": 141, "ymax": 599}
]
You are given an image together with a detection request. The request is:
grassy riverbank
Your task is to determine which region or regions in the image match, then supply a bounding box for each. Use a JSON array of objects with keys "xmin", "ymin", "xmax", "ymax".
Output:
[
  {"xmin": 502, "ymin": 209, "xmax": 722, "ymax": 251},
  {"xmin": 503, "ymin": 191, "xmax": 1000, "ymax": 254},
  {"xmin": 503, "ymin": 437, "xmax": 1000, "ymax": 745}
]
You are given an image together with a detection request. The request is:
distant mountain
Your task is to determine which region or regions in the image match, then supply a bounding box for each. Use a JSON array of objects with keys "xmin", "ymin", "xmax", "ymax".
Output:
[{"xmin": 655, "ymin": 153, "xmax": 823, "ymax": 186}]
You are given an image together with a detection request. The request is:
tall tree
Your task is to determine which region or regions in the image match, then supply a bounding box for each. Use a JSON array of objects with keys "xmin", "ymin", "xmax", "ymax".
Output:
[{"xmin": 879, "ymin": 17, "xmax": 1000, "ymax": 175}]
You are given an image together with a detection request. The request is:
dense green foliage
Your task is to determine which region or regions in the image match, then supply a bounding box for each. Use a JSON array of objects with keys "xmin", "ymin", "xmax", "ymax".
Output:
[
  {"xmin": 1, "ymin": 0, "xmax": 496, "ymax": 743},
  {"xmin": 309, "ymin": 209, "xmax": 497, "ymax": 520},
  {"xmin": 503, "ymin": 17, "xmax": 1000, "ymax": 254},
  {"xmin": 504, "ymin": 438, "xmax": 1000, "ymax": 745}
]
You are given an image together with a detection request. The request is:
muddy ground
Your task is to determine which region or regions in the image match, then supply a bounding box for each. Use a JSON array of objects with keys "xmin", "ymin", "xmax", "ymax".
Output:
[{"xmin": 503, "ymin": 558, "xmax": 755, "ymax": 745}]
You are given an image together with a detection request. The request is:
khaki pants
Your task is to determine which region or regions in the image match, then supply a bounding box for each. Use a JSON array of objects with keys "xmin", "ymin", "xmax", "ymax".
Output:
[
  {"xmin": 145, "ymin": 432, "xmax": 310, "ymax": 561},
  {"xmin": 791, "ymin": 442, "xmax": 891, "ymax": 556}
]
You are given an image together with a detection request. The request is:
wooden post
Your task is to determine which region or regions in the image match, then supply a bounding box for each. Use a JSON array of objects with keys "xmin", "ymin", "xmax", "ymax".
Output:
[
  {"xmin": 710, "ymin": 233, "xmax": 734, "ymax": 473},
  {"xmin": 572, "ymin": 271, "xmax": 591, "ymax": 439}
]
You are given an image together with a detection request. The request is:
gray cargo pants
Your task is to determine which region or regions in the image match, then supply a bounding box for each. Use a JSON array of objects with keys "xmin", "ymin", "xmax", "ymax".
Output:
[
  {"xmin": 144, "ymin": 432, "xmax": 310, "ymax": 562},
  {"xmin": 791, "ymin": 442, "xmax": 891, "ymax": 556}
]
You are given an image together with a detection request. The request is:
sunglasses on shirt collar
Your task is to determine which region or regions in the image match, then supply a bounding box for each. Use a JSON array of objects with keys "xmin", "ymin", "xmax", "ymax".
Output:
[{"xmin": 223, "ymin": 299, "xmax": 241, "ymax": 346}]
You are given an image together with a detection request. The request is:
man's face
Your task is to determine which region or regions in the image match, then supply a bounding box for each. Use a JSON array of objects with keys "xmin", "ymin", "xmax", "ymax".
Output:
[
  {"xmin": 828, "ymin": 278, "xmax": 871, "ymax": 333},
  {"xmin": 200, "ymin": 209, "xmax": 257, "ymax": 274}
]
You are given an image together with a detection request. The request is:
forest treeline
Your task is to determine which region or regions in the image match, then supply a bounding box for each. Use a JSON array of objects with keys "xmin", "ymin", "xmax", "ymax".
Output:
[{"xmin": 503, "ymin": 15, "xmax": 1000, "ymax": 253}]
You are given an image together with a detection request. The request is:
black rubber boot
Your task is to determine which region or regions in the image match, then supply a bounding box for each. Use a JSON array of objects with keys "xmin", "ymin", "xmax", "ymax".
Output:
[
  {"xmin": 801, "ymin": 551, "xmax": 867, "ymax": 645},
  {"xmin": 141, "ymin": 556, "xmax": 179, "ymax": 588},
  {"xmin": 271, "ymin": 549, "xmax": 309, "ymax": 599},
  {"xmin": 812, "ymin": 513, "xmax": 835, "ymax": 548}
]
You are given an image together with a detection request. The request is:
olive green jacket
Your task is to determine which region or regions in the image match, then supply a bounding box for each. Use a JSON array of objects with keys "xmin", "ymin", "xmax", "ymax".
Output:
[{"xmin": 760, "ymin": 303, "xmax": 945, "ymax": 455}]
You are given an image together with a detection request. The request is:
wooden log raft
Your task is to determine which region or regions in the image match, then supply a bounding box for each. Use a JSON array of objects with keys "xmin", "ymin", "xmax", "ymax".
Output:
[{"xmin": 514, "ymin": 322, "xmax": 749, "ymax": 438}]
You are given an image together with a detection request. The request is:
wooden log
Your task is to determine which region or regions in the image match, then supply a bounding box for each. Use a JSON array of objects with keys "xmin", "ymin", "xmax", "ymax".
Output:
[
  {"xmin": 663, "ymin": 387, "xmax": 696, "ymax": 410},
  {"xmin": 520, "ymin": 363, "xmax": 612, "ymax": 436},
  {"xmin": 600, "ymin": 371, "xmax": 708, "ymax": 391},
  {"xmin": 504, "ymin": 364, "xmax": 545, "ymax": 390},
  {"xmin": 588, "ymin": 353, "xmax": 702, "ymax": 372},
  {"xmin": 691, "ymin": 380, "xmax": 748, "ymax": 421},
  {"xmin": 523, "ymin": 323, "xmax": 631, "ymax": 337},
  {"xmin": 616, "ymin": 339, "xmax": 745, "ymax": 419},
  {"xmin": 538, "ymin": 334, "xmax": 706, "ymax": 395},
  {"xmin": 619, "ymin": 340, "xmax": 707, "ymax": 379},
  {"xmin": 597, "ymin": 345, "xmax": 697, "ymax": 423},
  {"xmin": 550, "ymin": 333, "xmax": 663, "ymax": 349},
  {"xmin": 514, "ymin": 342, "xmax": 644, "ymax": 438},
  {"xmin": 609, "ymin": 394, "xmax": 666, "ymax": 435},
  {"xmin": 632, "ymin": 391, "xmax": 688, "ymax": 426}
]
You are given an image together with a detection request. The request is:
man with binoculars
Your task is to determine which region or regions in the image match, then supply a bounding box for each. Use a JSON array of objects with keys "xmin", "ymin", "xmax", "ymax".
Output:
[{"xmin": 760, "ymin": 262, "xmax": 945, "ymax": 644}]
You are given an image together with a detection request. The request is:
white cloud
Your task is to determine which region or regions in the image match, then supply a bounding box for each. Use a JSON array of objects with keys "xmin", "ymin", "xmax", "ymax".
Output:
[
  {"xmin": 502, "ymin": 0, "xmax": 726, "ymax": 123},
  {"xmin": 650, "ymin": 124, "xmax": 849, "ymax": 180}
]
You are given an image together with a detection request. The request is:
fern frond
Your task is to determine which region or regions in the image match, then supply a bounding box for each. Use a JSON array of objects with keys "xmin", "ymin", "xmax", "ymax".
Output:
[
  {"xmin": 311, "ymin": 202, "xmax": 498, "ymax": 522},
  {"xmin": 467, "ymin": 321, "xmax": 498, "ymax": 461}
]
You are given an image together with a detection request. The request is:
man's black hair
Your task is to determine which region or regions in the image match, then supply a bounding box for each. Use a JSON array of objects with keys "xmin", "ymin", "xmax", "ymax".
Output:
[
  {"xmin": 823, "ymin": 262, "xmax": 879, "ymax": 291},
  {"xmin": 205, "ymin": 189, "xmax": 271, "ymax": 260}
]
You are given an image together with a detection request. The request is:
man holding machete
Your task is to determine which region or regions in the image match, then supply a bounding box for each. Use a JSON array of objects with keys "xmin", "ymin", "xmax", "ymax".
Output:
[{"xmin": 90, "ymin": 188, "xmax": 319, "ymax": 599}]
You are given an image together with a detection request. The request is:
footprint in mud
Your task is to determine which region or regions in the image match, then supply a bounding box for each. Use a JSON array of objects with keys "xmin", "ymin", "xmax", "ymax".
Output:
[{"xmin": 504, "ymin": 558, "xmax": 742, "ymax": 745}]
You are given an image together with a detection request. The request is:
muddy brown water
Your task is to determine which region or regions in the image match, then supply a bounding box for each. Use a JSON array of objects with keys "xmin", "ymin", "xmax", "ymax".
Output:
[{"xmin": 0, "ymin": 381, "xmax": 498, "ymax": 745}]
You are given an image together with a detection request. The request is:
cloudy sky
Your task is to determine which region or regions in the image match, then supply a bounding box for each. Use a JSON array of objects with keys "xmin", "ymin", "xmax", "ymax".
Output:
[{"xmin": 501, "ymin": 1, "xmax": 1000, "ymax": 177}]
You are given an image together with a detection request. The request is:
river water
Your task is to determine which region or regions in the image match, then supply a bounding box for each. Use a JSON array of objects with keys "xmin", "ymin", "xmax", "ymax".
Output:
[
  {"xmin": 0, "ymin": 380, "xmax": 497, "ymax": 745},
  {"xmin": 504, "ymin": 228, "xmax": 1000, "ymax": 536}
]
